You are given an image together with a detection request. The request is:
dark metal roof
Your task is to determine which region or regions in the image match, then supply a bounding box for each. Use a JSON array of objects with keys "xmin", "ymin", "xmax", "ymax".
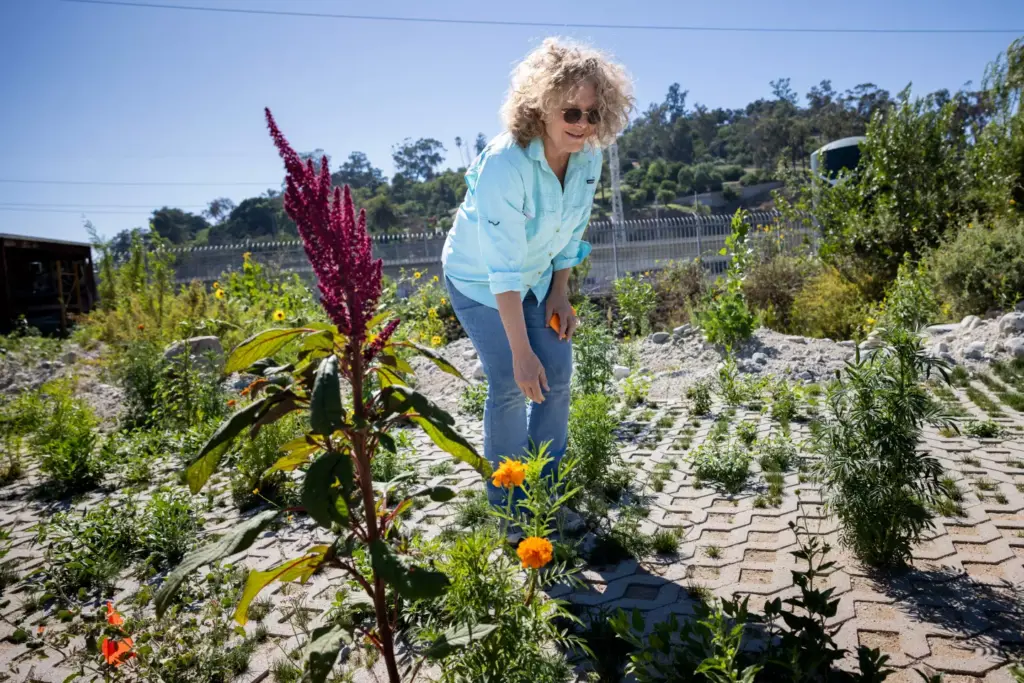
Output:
[{"xmin": 0, "ymin": 233, "xmax": 93, "ymax": 249}]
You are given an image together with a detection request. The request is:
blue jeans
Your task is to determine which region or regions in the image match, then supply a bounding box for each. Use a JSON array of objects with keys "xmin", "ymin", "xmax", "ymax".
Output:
[{"xmin": 445, "ymin": 277, "xmax": 573, "ymax": 506}]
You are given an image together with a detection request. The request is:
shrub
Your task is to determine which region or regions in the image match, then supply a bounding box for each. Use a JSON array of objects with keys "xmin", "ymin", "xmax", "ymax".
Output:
[
  {"xmin": 35, "ymin": 498, "xmax": 142, "ymax": 597},
  {"xmin": 614, "ymin": 275, "xmax": 657, "ymax": 337},
  {"xmin": 113, "ymin": 338, "xmax": 166, "ymax": 429},
  {"xmin": 790, "ymin": 266, "xmax": 868, "ymax": 340},
  {"xmin": 814, "ymin": 327, "xmax": 952, "ymax": 567},
  {"xmin": 877, "ymin": 256, "xmax": 941, "ymax": 330},
  {"xmin": 458, "ymin": 381, "xmax": 488, "ymax": 419},
  {"xmin": 770, "ymin": 378, "xmax": 798, "ymax": 424},
  {"xmin": 736, "ymin": 420, "xmax": 758, "ymax": 446},
  {"xmin": 721, "ymin": 184, "xmax": 740, "ymax": 201},
  {"xmin": 568, "ymin": 394, "xmax": 628, "ymax": 511},
  {"xmin": 757, "ymin": 433, "xmax": 796, "ymax": 472},
  {"xmin": 695, "ymin": 211, "xmax": 756, "ymax": 350},
  {"xmin": 387, "ymin": 268, "xmax": 461, "ymax": 347},
  {"xmin": 141, "ymin": 488, "xmax": 203, "ymax": 571},
  {"xmin": 35, "ymin": 384, "xmax": 103, "ymax": 496},
  {"xmin": 687, "ymin": 381, "xmax": 712, "ymax": 416},
  {"xmin": 965, "ymin": 419, "xmax": 1003, "ymax": 438},
  {"xmin": 229, "ymin": 414, "xmax": 304, "ymax": 511},
  {"xmin": 572, "ymin": 302, "xmax": 617, "ymax": 395},
  {"xmin": 623, "ymin": 373, "xmax": 652, "ymax": 408},
  {"xmin": 742, "ymin": 256, "xmax": 811, "ymax": 331},
  {"xmin": 651, "ymin": 259, "xmax": 707, "ymax": 331},
  {"xmin": 409, "ymin": 530, "xmax": 579, "ymax": 683},
  {"xmin": 611, "ymin": 522, "xmax": 894, "ymax": 682},
  {"xmin": 929, "ymin": 214, "xmax": 1024, "ymax": 316},
  {"xmin": 688, "ymin": 439, "xmax": 751, "ymax": 493}
]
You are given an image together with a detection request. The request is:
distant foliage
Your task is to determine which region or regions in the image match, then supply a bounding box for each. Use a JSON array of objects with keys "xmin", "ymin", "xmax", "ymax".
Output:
[
  {"xmin": 614, "ymin": 275, "xmax": 657, "ymax": 338},
  {"xmin": 789, "ymin": 267, "xmax": 868, "ymax": 341}
]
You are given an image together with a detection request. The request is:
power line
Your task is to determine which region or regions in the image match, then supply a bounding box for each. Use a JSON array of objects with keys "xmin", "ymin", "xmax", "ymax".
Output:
[
  {"xmin": 0, "ymin": 202, "xmax": 207, "ymax": 209},
  {"xmin": 58, "ymin": 0, "xmax": 1024, "ymax": 34},
  {"xmin": 0, "ymin": 207, "xmax": 157, "ymax": 215},
  {"xmin": 0, "ymin": 178, "xmax": 277, "ymax": 187}
]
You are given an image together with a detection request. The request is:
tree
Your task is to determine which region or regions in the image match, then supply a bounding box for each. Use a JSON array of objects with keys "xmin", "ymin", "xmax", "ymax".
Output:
[
  {"xmin": 299, "ymin": 148, "xmax": 330, "ymax": 174},
  {"xmin": 332, "ymin": 151, "xmax": 385, "ymax": 191},
  {"xmin": 210, "ymin": 197, "xmax": 279, "ymax": 243},
  {"xmin": 391, "ymin": 138, "xmax": 446, "ymax": 181},
  {"xmin": 150, "ymin": 207, "xmax": 209, "ymax": 245},
  {"xmin": 204, "ymin": 197, "xmax": 236, "ymax": 224}
]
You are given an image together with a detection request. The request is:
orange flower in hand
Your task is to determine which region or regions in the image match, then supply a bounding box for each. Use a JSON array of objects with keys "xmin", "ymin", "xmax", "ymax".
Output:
[
  {"xmin": 491, "ymin": 459, "xmax": 526, "ymax": 489},
  {"xmin": 517, "ymin": 536, "xmax": 553, "ymax": 569},
  {"xmin": 101, "ymin": 636, "xmax": 134, "ymax": 666},
  {"xmin": 105, "ymin": 601, "xmax": 123, "ymax": 626}
]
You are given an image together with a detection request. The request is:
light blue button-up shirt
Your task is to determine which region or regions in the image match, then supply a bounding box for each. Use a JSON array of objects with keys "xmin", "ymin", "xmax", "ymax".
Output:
[{"xmin": 441, "ymin": 132, "xmax": 601, "ymax": 309}]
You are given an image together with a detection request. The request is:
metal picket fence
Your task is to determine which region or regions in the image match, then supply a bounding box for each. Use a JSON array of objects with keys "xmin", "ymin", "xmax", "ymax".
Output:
[{"xmin": 166, "ymin": 209, "xmax": 816, "ymax": 293}]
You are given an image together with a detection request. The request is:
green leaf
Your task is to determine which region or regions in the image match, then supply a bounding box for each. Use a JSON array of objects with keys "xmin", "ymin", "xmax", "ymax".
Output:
[
  {"xmin": 380, "ymin": 385, "xmax": 455, "ymax": 426},
  {"xmin": 302, "ymin": 451, "xmax": 353, "ymax": 529},
  {"xmin": 185, "ymin": 397, "xmax": 269, "ymax": 493},
  {"xmin": 379, "ymin": 354, "xmax": 415, "ymax": 375},
  {"xmin": 249, "ymin": 397, "xmax": 299, "ymax": 438},
  {"xmin": 410, "ymin": 416, "xmax": 490, "ymax": 477},
  {"xmin": 423, "ymin": 623, "xmax": 498, "ymax": 659},
  {"xmin": 395, "ymin": 342, "xmax": 465, "ymax": 380},
  {"xmin": 266, "ymin": 438, "xmax": 321, "ymax": 474},
  {"xmin": 411, "ymin": 485, "xmax": 457, "ymax": 502},
  {"xmin": 369, "ymin": 540, "xmax": 449, "ymax": 600},
  {"xmin": 301, "ymin": 329, "xmax": 335, "ymax": 354},
  {"xmin": 305, "ymin": 624, "xmax": 352, "ymax": 683},
  {"xmin": 226, "ymin": 328, "xmax": 308, "ymax": 374},
  {"xmin": 155, "ymin": 509, "xmax": 278, "ymax": 619},
  {"xmin": 311, "ymin": 356, "xmax": 343, "ymax": 435},
  {"xmin": 233, "ymin": 547, "xmax": 328, "ymax": 625}
]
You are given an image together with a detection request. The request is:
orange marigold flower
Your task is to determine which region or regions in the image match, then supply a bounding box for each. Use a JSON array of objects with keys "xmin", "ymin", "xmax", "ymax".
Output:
[
  {"xmin": 227, "ymin": 399, "xmax": 237, "ymax": 408},
  {"xmin": 491, "ymin": 459, "xmax": 526, "ymax": 489},
  {"xmin": 517, "ymin": 536, "xmax": 553, "ymax": 569},
  {"xmin": 105, "ymin": 601, "xmax": 124, "ymax": 627},
  {"xmin": 136, "ymin": 324, "xmax": 144, "ymax": 331},
  {"xmin": 101, "ymin": 636, "xmax": 134, "ymax": 667}
]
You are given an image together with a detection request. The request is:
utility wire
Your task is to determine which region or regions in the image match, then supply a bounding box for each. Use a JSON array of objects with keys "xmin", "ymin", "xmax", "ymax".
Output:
[
  {"xmin": 58, "ymin": 0, "xmax": 1024, "ymax": 34},
  {"xmin": 0, "ymin": 202, "xmax": 207, "ymax": 209},
  {"xmin": 0, "ymin": 178, "xmax": 277, "ymax": 187}
]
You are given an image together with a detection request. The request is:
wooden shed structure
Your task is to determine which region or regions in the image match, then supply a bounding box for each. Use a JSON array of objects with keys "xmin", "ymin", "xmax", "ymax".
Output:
[{"xmin": 0, "ymin": 234, "xmax": 97, "ymax": 335}]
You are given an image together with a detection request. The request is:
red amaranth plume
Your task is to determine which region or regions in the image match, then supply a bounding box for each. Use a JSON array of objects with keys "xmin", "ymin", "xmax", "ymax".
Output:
[{"xmin": 265, "ymin": 108, "xmax": 397, "ymax": 353}]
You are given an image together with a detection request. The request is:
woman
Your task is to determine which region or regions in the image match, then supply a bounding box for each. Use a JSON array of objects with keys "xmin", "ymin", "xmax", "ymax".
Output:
[{"xmin": 442, "ymin": 38, "xmax": 633, "ymax": 506}]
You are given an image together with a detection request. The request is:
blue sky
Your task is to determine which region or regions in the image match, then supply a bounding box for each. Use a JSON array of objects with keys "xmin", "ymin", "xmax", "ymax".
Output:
[{"xmin": 1, "ymin": 0, "xmax": 1021, "ymax": 243}]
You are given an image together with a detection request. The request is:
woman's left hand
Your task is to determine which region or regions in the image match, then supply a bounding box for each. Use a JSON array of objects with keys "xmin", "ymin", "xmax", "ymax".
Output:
[{"xmin": 546, "ymin": 292, "xmax": 578, "ymax": 341}]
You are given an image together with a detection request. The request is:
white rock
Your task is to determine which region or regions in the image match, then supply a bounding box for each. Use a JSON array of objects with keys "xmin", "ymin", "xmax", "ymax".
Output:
[
  {"xmin": 837, "ymin": 340, "xmax": 856, "ymax": 348},
  {"xmin": 673, "ymin": 324, "xmax": 691, "ymax": 336},
  {"xmin": 960, "ymin": 315, "xmax": 982, "ymax": 330},
  {"xmin": 651, "ymin": 332, "xmax": 671, "ymax": 344},
  {"xmin": 462, "ymin": 349, "xmax": 478, "ymax": 361},
  {"xmin": 934, "ymin": 341, "xmax": 950, "ymax": 354},
  {"xmin": 964, "ymin": 341, "xmax": 987, "ymax": 360},
  {"xmin": 1007, "ymin": 337, "xmax": 1024, "ymax": 359},
  {"xmin": 998, "ymin": 313, "xmax": 1024, "ymax": 336},
  {"xmin": 752, "ymin": 352, "xmax": 768, "ymax": 365},
  {"xmin": 612, "ymin": 365, "xmax": 630, "ymax": 380},
  {"xmin": 796, "ymin": 371, "xmax": 815, "ymax": 381},
  {"xmin": 785, "ymin": 336, "xmax": 808, "ymax": 345},
  {"xmin": 471, "ymin": 361, "xmax": 486, "ymax": 380},
  {"xmin": 163, "ymin": 336, "xmax": 224, "ymax": 371},
  {"xmin": 1016, "ymin": 301, "xmax": 1024, "ymax": 313},
  {"xmin": 927, "ymin": 324, "xmax": 960, "ymax": 335}
]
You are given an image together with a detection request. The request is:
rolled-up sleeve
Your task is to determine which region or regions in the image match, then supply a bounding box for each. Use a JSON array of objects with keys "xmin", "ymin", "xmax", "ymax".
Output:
[{"xmin": 474, "ymin": 156, "xmax": 527, "ymax": 295}]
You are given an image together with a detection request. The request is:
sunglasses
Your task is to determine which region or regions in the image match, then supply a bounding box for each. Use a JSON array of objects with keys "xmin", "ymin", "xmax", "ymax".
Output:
[{"xmin": 562, "ymin": 107, "xmax": 601, "ymax": 125}]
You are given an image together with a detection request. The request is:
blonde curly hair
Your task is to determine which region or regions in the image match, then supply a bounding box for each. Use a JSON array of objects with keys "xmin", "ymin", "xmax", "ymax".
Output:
[{"xmin": 501, "ymin": 37, "xmax": 634, "ymax": 149}]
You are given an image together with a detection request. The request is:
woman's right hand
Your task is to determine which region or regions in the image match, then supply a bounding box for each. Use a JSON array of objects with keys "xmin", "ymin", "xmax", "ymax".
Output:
[{"xmin": 513, "ymin": 349, "xmax": 549, "ymax": 404}]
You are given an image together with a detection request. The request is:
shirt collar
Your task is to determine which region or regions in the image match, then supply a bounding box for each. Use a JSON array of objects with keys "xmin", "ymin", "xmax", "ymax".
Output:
[{"xmin": 527, "ymin": 136, "xmax": 592, "ymax": 168}]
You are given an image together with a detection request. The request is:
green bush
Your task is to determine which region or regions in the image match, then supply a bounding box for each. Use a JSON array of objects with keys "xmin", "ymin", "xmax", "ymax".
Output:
[
  {"xmin": 929, "ymin": 214, "xmax": 1024, "ymax": 316},
  {"xmin": 756, "ymin": 433, "xmax": 797, "ymax": 472},
  {"xmin": 623, "ymin": 373, "xmax": 652, "ymax": 408},
  {"xmin": 688, "ymin": 439, "xmax": 751, "ymax": 493},
  {"xmin": 410, "ymin": 530, "xmax": 579, "ymax": 683},
  {"xmin": 721, "ymin": 184, "xmax": 740, "ymax": 201},
  {"xmin": 695, "ymin": 211, "xmax": 756, "ymax": 350},
  {"xmin": 113, "ymin": 338, "xmax": 166, "ymax": 429},
  {"xmin": 230, "ymin": 415, "xmax": 305, "ymax": 510},
  {"xmin": 568, "ymin": 394, "xmax": 627, "ymax": 509},
  {"xmin": 652, "ymin": 259, "xmax": 707, "ymax": 330},
  {"xmin": 141, "ymin": 488, "xmax": 203, "ymax": 571},
  {"xmin": 790, "ymin": 267, "xmax": 868, "ymax": 340},
  {"xmin": 742, "ymin": 256, "xmax": 811, "ymax": 332},
  {"xmin": 814, "ymin": 327, "xmax": 951, "ymax": 566},
  {"xmin": 572, "ymin": 302, "xmax": 616, "ymax": 395},
  {"xmin": 611, "ymin": 522, "xmax": 894, "ymax": 682},
  {"xmin": 458, "ymin": 381, "xmax": 488, "ymax": 419},
  {"xmin": 35, "ymin": 384, "xmax": 103, "ymax": 496},
  {"xmin": 877, "ymin": 256, "xmax": 941, "ymax": 330},
  {"xmin": 687, "ymin": 381, "xmax": 712, "ymax": 416},
  {"xmin": 614, "ymin": 275, "xmax": 657, "ymax": 338}
]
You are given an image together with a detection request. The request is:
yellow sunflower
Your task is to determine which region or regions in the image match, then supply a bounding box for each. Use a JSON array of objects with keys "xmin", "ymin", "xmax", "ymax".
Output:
[
  {"xmin": 431, "ymin": 335, "xmax": 442, "ymax": 347},
  {"xmin": 215, "ymin": 289, "xmax": 226, "ymax": 300},
  {"xmin": 413, "ymin": 271, "xmax": 422, "ymax": 280},
  {"xmin": 273, "ymin": 310, "xmax": 286, "ymax": 322}
]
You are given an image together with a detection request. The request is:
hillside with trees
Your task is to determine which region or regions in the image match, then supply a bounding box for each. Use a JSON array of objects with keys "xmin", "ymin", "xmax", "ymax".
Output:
[{"xmin": 121, "ymin": 75, "xmax": 993, "ymax": 252}]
